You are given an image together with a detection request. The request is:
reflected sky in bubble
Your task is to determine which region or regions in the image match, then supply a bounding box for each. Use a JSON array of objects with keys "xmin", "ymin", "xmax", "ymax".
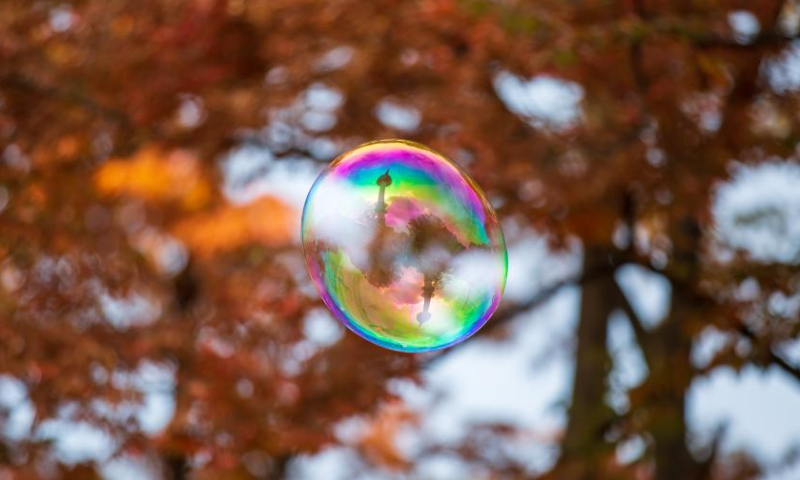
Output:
[{"xmin": 302, "ymin": 140, "xmax": 507, "ymax": 352}]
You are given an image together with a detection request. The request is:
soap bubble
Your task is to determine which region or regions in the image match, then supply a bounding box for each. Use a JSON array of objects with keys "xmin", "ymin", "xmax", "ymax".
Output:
[{"xmin": 301, "ymin": 140, "xmax": 507, "ymax": 352}]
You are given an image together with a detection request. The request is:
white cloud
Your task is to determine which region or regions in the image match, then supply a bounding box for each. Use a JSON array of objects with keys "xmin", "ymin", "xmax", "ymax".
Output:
[
  {"xmin": 763, "ymin": 40, "xmax": 800, "ymax": 93},
  {"xmin": 493, "ymin": 72, "xmax": 583, "ymax": 129},
  {"xmin": 374, "ymin": 100, "xmax": 421, "ymax": 132},
  {"xmin": 713, "ymin": 161, "xmax": 800, "ymax": 264},
  {"xmin": 615, "ymin": 264, "xmax": 672, "ymax": 328},
  {"xmin": 688, "ymin": 365, "xmax": 800, "ymax": 464},
  {"xmin": 728, "ymin": 10, "xmax": 761, "ymax": 44}
]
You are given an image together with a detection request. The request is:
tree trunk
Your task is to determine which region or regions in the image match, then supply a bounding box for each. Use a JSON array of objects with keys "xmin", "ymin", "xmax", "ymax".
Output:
[
  {"xmin": 558, "ymin": 245, "xmax": 618, "ymax": 478},
  {"xmin": 648, "ymin": 217, "xmax": 703, "ymax": 480},
  {"xmin": 648, "ymin": 300, "xmax": 698, "ymax": 480}
]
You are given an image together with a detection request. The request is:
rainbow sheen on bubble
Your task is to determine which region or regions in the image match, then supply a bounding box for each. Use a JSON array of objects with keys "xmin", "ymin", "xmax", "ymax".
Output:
[{"xmin": 301, "ymin": 140, "xmax": 507, "ymax": 352}]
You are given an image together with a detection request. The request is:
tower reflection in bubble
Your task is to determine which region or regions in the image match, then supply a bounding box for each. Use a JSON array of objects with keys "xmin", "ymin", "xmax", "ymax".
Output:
[{"xmin": 301, "ymin": 140, "xmax": 507, "ymax": 352}]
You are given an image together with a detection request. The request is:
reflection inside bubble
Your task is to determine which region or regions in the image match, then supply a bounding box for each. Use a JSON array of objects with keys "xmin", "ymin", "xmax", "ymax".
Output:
[{"xmin": 302, "ymin": 140, "xmax": 507, "ymax": 352}]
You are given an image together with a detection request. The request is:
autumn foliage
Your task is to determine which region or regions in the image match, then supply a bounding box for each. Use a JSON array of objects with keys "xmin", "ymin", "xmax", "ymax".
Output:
[{"xmin": 1, "ymin": 0, "xmax": 799, "ymax": 479}]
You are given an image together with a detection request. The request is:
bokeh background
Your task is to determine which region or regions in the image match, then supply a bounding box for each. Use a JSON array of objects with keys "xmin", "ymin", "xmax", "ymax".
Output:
[{"xmin": 2, "ymin": 1, "xmax": 800, "ymax": 479}]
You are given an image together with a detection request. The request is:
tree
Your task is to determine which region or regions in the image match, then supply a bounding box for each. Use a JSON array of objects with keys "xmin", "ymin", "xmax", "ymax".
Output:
[{"xmin": 1, "ymin": 0, "xmax": 799, "ymax": 479}]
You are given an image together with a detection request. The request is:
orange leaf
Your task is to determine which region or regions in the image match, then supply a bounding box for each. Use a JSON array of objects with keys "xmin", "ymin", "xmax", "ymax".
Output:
[
  {"xmin": 358, "ymin": 401, "xmax": 418, "ymax": 471},
  {"xmin": 94, "ymin": 147, "xmax": 211, "ymax": 210},
  {"xmin": 172, "ymin": 196, "xmax": 296, "ymax": 256}
]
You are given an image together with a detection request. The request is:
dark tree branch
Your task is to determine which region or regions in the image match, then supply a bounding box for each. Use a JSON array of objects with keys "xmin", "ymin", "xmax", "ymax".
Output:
[
  {"xmin": 631, "ymin": 0, "xmax": 648, "ymax": 19},
  {"xmin": 164, "ymin": 454, "xmax": 187, "ymax": 480},
  {"xmin": 692, "ymin": 31, "xmax": 799, "ymax": 50},
  {"xmin": 421, "ymin": 261, "xmax": 618, "ymax": 367},
  {"xmin": 626, "ymin": 256, "xmax": 800, "ymax": 385},
  {"xmin": 0, "ymin": 73, "xmax": 133, "ymax": 128},
  {"xmin": 659, "ymin": 0, "xmax": 796, "ymax": 50},
  {"xmin": 739, "ymin": 325, "xmax": 800, "ymax": 383},
  {"xmin": 576, "ymin": 16, "xmax": 798, "ymax": 55},
  {"xmin": 482, "ymin": 263, "xmax": 618, "ymax": 333},
  {"xmin": 770, "ymin": 350, "xmax": 800, "ymax": 383},
  {"xmin": 696, "ymin": 424, "xmax": 727, "ymax": 480},
  {"xmin": 612, "ymin": 281, "xmax": 653, "ymax": 363},
  {"xmin": 267, "ymin": 454, "xmax": 292, "ymax": 480},
  {"xmin": 769, "ymin": 350, "xmax": 800, "ymax": 383}
]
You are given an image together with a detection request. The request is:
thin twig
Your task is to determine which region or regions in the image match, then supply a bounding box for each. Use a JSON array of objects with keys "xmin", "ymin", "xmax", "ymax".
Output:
[
  {"xmin": 739, "ymin": 325, "xmax": 800, "ymax": 383},
  {"xmin": 612, "ymin": 281, "xmax": 653, "ymax": 364}
]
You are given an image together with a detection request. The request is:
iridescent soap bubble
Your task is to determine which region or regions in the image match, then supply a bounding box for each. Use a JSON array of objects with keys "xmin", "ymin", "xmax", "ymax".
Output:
[{"xmin": 301, "ymin": 140, "xmax": 507, "ymax": 352}]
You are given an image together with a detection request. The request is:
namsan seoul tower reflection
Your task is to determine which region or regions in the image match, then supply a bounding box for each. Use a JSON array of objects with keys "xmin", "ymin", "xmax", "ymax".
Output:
[
  {"xmin": 372, "ymin": 169, "xmax": 438, "ymax": 325},
  {"xmin": 367, "ymin": 169, "xmax": 467, "ymax": 326},
  {"xmin": 417, "ymin": 275, "xmax": 434, "ymax": 325},
  {"xmin": 365, "ymin": 170, "xmax": 396, "ymax": 288},
  {"xmin": 376, "ymin": 169, "xmax": 391, "ymax": 219}
]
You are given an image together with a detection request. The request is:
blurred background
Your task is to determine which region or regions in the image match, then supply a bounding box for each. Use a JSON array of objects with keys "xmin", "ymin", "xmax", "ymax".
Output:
[{"xmin": 1, "ymin": 1, "xmax": 800, "ymax": 479}]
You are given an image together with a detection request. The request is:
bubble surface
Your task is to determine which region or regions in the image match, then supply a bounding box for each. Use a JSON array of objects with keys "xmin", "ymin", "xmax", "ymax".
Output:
[{"xmin": 302, "ymin": 140, "xmax": 507, "ymax": 352}]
